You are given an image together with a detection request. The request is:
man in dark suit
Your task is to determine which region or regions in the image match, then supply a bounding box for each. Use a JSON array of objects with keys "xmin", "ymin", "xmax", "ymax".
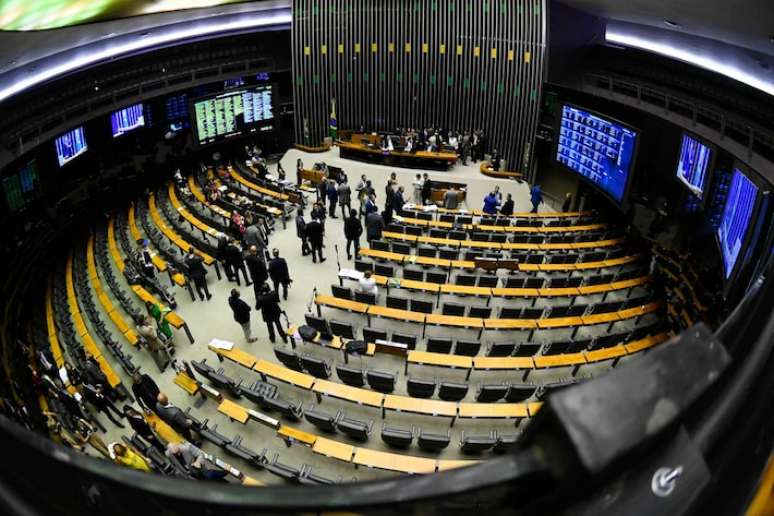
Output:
[
  {"xmin": 344, "ymin": 208, "xmax": 363, "ymax": 260},
  {"xmin": 216, "ymin": 234, "xmax": 234, "ymax": 281},
  {"xmin": 82, "ymin": 383, "xmax": 125, "ymax": 428},
  {"xmin": 255, "ymin": 283, "xmax": 287, "ymax": 343},
  {"xmin": 306, "ymin": 217, "xmax": 326, "ymax": 263},
  {"xmin": 228, "ymin": 289, "xmax": 256, "ymax": 342},
  {"xmin": 245, "ymin": 246, "xmax": 268, "ymax": 304},
  {"xmin": 184, "ymin": 250, "xmax": 212, "ymax": 301},
  {"xmin": 296, "ymin": 208, "xmax": 310, "ymax": 256},
  {"xmin": 366, "ymin": 211, "xmax": 385, "ymax": 244},
  {"xmin": 155, "ymin": 393, "xmax": 198, "ymax": 443},
  {"xmin": 268, "ymin": 249, "xmax": 291, "ymax": 300},
  {"xmin": 131, "ymin": 372, "xmax": 160, "ymax": 413},
  {"xmin": 421, "ymin": 174, "xmax": 432, "ymax": 205},
  {"xmin": 225, "ymin": 239, "xmax": 251, "ymax": 286}
]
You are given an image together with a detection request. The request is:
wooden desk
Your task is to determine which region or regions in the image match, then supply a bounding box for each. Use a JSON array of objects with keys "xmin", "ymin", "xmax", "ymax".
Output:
[
  {"xmin": 407, "ymin": 351, "xmax": 473, "ymax": 370},
  {"xmin": 437, "ymin": 460, "xmax": 481, "ymax": 471},
  {"xmin": 400, "ymin": 279, "xmax": 440, "ymax": 293},
  {"xmin": 528, "ymin": 402, "xmax": 543, "ymax": 416},
  {"xmin": 491, "ymin": 287, "xmax": 540, "ymax": 297},
  {"xmin": 218, "ymin": 399, "xmax": 249, "ymax": 424},
  {"xmin": 537, "ymin": 316, "xmax": 584, "ymax": 329},
  {"xmin": 483, "ymin": 319, "xmax": 538, "ymax": 330},
  {"xmin": 188, "ymin": 174, "xmax": 231, "ymax": 219},
  {"xmin": 458, "ymin": 402, "xmax": 529, "ymax": 419},
  {"xmin": 618, "ymin": 301, "xmax": 661, "ymax": 320},
  {"xmin": 585, "ymin": 345, "xmax": 627, "ymax": 362},
  {"xmin": 581, "ymin": 312, "xmax": 621, "ymax": 325},
  {"xmin": 312, "ymin": 379, "xmax": 385, "ymax": 408},
  {"xmin": 210, "ymin": 346, "xmax": 257, "ymax": 369},
  {"xmin": 367, "ymin": 305, "xmax": 426, "ymax": 324},
  {"xmin": 441, "ymin": 284, "xmax": 492, "ymax": 296},
  {"xmin": 352, "ymin": 447, "xmax": 437, "ymax": 474},
  {"xmin": 254, "ymin": 359, "xmax": 315, "ymax": 390},
  {"xmin": 174, "ymin": 372, "xmax": 200, "ymax": 395},
  {"xmin": 242, "ymin": 476, "xmax": 265, "ymax": 487},
  {"xmin": 383, "ymin": 395, "xmax": 457, "ymax": 417},
  {"xmin": 472, "ymin": 356, "xmax": 535, "ymax": 370},
  {"xmin": 359, "ymin": 248, "xmax": 405, "ymax": 263},
  {"xmin": 425, "ymin": 313, "xmax": 484, "ymax": 328},
  {"xmin": 533, "ymin": 353, "xmax": 586, "ymax": 368},
  {"xmin": 538, "ymin": 287, "xmax": 581, "ymax": 297},
  {"xmin": 624, "ymin": 333, "xmax": 669, "ymax": 354},
  {"xmin": 315, "ymin": 294, "xmax": 369, "ymax": 314},
  {"xmin": 338, "ymin": 140, "xmax": 458, "ymax": 170},
  {"xmin": 312, "ymin": 436, "xmax": 355, "ymax": 461},
  {"xmin": 278, "ymin": 425, "xmax": 317, "ymax": 446}
]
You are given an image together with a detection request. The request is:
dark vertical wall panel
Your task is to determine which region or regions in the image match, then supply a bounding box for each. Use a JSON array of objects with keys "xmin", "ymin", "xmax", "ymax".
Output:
[{"xmin": 292, "ymin": 0, "xmax": 547, "ymax": 166}]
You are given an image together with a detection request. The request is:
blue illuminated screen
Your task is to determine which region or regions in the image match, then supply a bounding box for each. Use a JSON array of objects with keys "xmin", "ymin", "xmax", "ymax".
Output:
[
  {"xmin": 556, "ymin": 104, "xmax": 637, "ymax": 203},
  {"xmin": 165, "ymin": 93, "xmax": 189, "ymax": 130},
  {"xmin": 111, "ymin": 103, "xmax": 145, "ymax": 137},
  {"xmin": 717, "ymin": 167, "xmax": 758, "ymax": 278},
  {"xmin": 676, "ymin": 133, "xmax": 712, "ymax": 199},
  {"xmin": 55, "ymin": 127, "xmax": 88, "ymax": 167}
]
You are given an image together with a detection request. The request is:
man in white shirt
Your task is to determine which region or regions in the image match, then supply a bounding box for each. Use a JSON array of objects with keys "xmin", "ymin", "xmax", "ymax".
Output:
[{"xmin": 358, "ymin": 271, "xmax": 378, "ymax": 298}]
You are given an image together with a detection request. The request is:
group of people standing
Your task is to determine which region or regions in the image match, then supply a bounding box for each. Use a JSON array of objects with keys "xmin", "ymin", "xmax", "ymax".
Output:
[{"xmin": 393, "ymin": 127, "xmax": 488, "ymax": 165}]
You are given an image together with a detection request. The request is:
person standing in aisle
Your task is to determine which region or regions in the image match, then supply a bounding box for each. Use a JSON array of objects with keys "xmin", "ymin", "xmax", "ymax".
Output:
[
  {"xmin": 421, "ymin": 173, "xmax": 432, "ymax": 205},
  {"xmin": 216, "ymin": 234, "xmax": 234, "ymax": 282},
  {"xmin": 255, "ymin": 283, "xmax": 287, "ymax": 344},
  {"xmin": 483, "ymin": 191, "xmax": 499, "ymax": 215},
  {"xmin": 356, "ymin": 174, "xmax": 368, "ymax": 217},
  {"xmin": 225, "ymin": 239, "xmax": 251, "ymax": 286},
  {"xmin": 228, "ymin": 289, "xmax": 256, "ymax": 343},
  {"xmin": 443, "ymin": 186, "xmax": 459, "ymax": 210},
  {"xmin": 364, "ymin": 192, "xmax": 378, "ymax": 216},
  {"xmin": 530, "ymin": 184, "xmax": 543, "ymax": 214},
  {"xmin": 366, "ymin": 210, "xmax": 385, "ymax": 245},
  {"xmin": 295, "ymin": 208, "xmax": 310, "ymax": 256},
  {"xmin": 306, "ymin": 217, "xmax": 326, "ymax": 263},
  {"xmin": 245, "ymin": 246, "xmax": 268, "ymax": 303},
  {"xmin": 393, "ymin": 186, "xmax": 406, "ymax": 214},
  {"xmin": 412, "ymin": 174, "xmax": 424, "ymax": 205},
  {"xmin": 344, "ymin": 209, "xmax": 363, "ymax": 260},
  {"xmin": 337, "ymin": 179, "xmax": 352, "ymax": 219},
  {"xmin": 500, "ymin": 193, "xmax": 514, "ymax": 216},
  {"xmin": 562, "ymin": 192, "xmax": 573, "ymax": 212},
  {"xmin": 296, "ymin": 158, "xmax": 304, "ymax": 186},
  {"xmin": 184, "ymin": 250, "xmax": 211, "ymax": 301},
  {"xmin": 326, "ymin": 179, "xmax": 339, "ymax": 218},
  {"xmin": 268, "ymin": 249, "xmax": 291, "ymax": 300}
]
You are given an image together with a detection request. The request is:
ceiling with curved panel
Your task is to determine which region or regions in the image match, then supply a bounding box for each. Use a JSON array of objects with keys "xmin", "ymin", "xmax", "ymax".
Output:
[{"xmin": 556, "ymin": 0, "xmax": 774, "ymax": 56}]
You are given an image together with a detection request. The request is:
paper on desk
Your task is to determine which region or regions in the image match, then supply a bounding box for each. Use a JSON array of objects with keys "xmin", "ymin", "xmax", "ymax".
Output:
[
  {"xmin": 422, "ymin": 204, "xmax": 438, "ymax": 212},
  {"xmin": 339, "ymin": 268, "xmax": 364, "ymax": 281},
  {"xmin": 209, "ymin": 338, "xmax": 234, "ymax": 350}
]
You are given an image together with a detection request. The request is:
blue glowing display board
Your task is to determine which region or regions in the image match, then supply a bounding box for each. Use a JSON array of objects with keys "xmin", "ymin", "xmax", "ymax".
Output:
[
  {"xmin": 676, "ymin": 133, "xmax": 713, "ymax": 199},
  {"xmin": 717, "ymin": 166, "xmax": 758, "ymax": 278},
  {"xmin": 55, "ymin": 126, "xmax": 88, "ymax": 167},
  {"xmin": 111, "ymin": 103, "xmax": 145, "ymax": 137}
]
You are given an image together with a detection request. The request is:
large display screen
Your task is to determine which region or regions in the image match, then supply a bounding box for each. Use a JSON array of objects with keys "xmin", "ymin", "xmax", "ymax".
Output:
[
  {"xmin": 676, "ymin": 133, "xmax": 713, "ymax": 199},
  {"xmin": 3, "ymin": 160, "xmax": 39, "ymax": 214},
  {"xmin": 111, "ymin": 103, "xmax": 145, "ymax": 138},
  {"xmin": 55, "ymin": 127, "xmax": 87, "ymax": 167},
  {"xmin": 556, "ymin": 104, "xmax": 638, "ymax": 203},
  {"xmin": 166, "ymin": 93, "xmax": 189, "ymax": 131},
  {"xmin": 717, "ymin": 166, "xmax": 759, "ymax": 279},
  {"xmin": 1, "ymin": 1, "xmax": 253, "ymax": 30},
  {"xmin": 193, "ymin": 84, "xmax": 274, "ymax": 145}
]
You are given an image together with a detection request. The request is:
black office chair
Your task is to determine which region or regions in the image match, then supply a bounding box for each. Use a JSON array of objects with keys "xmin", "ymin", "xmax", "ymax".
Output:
[
  {"xmin": 406, "ymin": 377, "xmax": 437, "ymax": 399},
  {"xmin": 362, "ymin": 327, "xmax": 388, "ymax": 343},
  {"xmin": 454, "ymin": 340, "xmax": 481, "ymax": 356},
  {"xmin": 403, "ymin": 267, "xmax": 425, "ymax": 281},
  {"xmin": 386, "ymin": 295, "xmax": 409, "ymax": 310},
  {"xmin": 426, "ymin": 337, "xmax": 453, "ymax": 354},
  {"xmin": 331, "ymin": 284, "xmax": 353, "ymax": 300},
  {"xmin": 329, "ymin": 319, "xmax": 356, "ymax": 339},
  {"xmin": 442, "ymin": 303, "xmax": 466, "ymax": 317},
  {"xmin": 391, "ymin": 332, "xmax": 417, "ymax": 350},
  {"xmin": 438, "ymin": 381, "xmax": 469, "ymax": 401}
]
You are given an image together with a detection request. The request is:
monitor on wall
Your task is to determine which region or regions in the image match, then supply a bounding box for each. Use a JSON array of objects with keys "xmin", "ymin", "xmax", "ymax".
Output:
[
  {"xmin": 55, "ymin": 127, "xmax": 88, "ymax": 167},
  {"xmin": 111, "ymin": 103, "xmax": 145, "ymax": 138},
  {"xmin": 192, "ymin": 84, "xmax": 274, "ymax": 145},
  {"xmin": 555, "ymin": 103, "xmax": 638, "ymax": 204},
  {"xmin": 676, "ymin": 132, "xmax": 714, "ymax": 200},
  {"xmin": 717, "ymin": 164, "xmax": 760, "ymax": 280}
]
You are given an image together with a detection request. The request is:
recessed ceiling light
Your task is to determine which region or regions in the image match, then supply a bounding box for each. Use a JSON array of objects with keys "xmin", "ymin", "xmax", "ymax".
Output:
[{"xmin": 663, "ymin": 20, "xmax": 680, "ymax": 28}]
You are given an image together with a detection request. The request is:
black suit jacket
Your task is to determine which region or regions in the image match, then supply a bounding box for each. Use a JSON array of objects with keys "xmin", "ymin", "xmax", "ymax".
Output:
[
  {"xmin": 268, "ymin": 257, "xmax": 290, "ymax": 283},
  {"xmin": 245, "ymin": 254, "xmax": 268, "ymax": 285},
  {"xmin": 229, "ymin": 295, "xmax": 251, "ymax": 324},
  {"xmin": 306, "ymin": 220, "xmax": 324, "ymax": 244},
  {"xmin": 132, "ymin": 374, "xmax": 160, "ymax": 411}
]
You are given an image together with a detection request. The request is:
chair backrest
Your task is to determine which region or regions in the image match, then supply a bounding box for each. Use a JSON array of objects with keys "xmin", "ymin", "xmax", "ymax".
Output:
[
  {"xmin": 438, "ymin": 381, "xmax": 469, "ymax": 401},
  {"xmin": 418, "ymin": 246, "xmax": 437, "ymax": 258},
  {"xmin": 503, "ymin": 277, "xmax": 524, "ymax": 288},
  {"xmin": 331, "ymin": 284, "xmax": 353, "ymax": 300},
  {"xmin": 392, "ymin": 242, "xmax": 412, "ymax": 255},
  {"xmin": 354, "ymin": 291, "xmax": 377, "ymax": 304},
  {"xmin": 426, "ymin": 271, "xmax": 448, "ymax": 284},
  {"xmin": 543, "ymin": 341, "xmax": 571, "ymax": 355},
  {"xmin": 492, "ymin": 434, "xmax": 519, "ymax": 453},
  {"xmin": 454, "ymin": 340, "xmax": 481, "ymax": 356},
  {"xmin": 386, "ymin": 223, "xmax": 404, "ymax": 233},
  {"xmin": 487, "ymin": 342, "xmax": 516, "ymax": 357},
  {"xmin": 418, "ymin": 430, "xmax": 451, "ymax": 451},
  {"xmin": 354, "ymin": 259, "xmax": 374, "ymax": 273},
  {"xmin": 499, "ymin": 306, "xmax": 522, "ymax": 319},
  {"xmin": 329, "ymin": 319, "xmax": 356, "ymax": 339},
  {"xmin": 477, "ymin": 275, "xmax": 499, "ymax": 288},
  {"xmin": 304, "ymin": 314, "xmax": 330, "ymax": 335},
  {"xmin": 476, "ymin": 384, "xmax": 509, "ymax": 402},
  {"xmin": 513, "ymin": 342, "xmax": 542, "ymax": 357},
  {"xmin": 439, "ymin": 247, "xmax": 459, "ymax": 260},
  {"xmin": 406, "ymin": 377, "xmax": 437, "ymax": 398},
  {"xmin": 460, "ymin": 433, "xmax": 497, "ymax": 454},
  {"xmin": 299, "ymin": 355, "xmax": 331, "ymax": 379},
  {"xmin": 405, "ymin": 225, "xmax": 423, "ymax": 236},
  {"xmin": 471, "ymin": 232, "xmax": 489, "ymax": 242},
  {"xmin": 455, "ymin": 274, "xmax": 477, "ymax": 286},
  {"xmin": 381, "ymin": 424, "xmax": 414, "ymax": 449},
  {"xmin": 371, "ymin": 240, "xmax": 390, "ymax": 252},
  {"xmin": 391, "ymin": 332, "xmax": 417, "ymax": 350},
  {"xmin": 426, "ymin": 337, "xmax": 453, "ymax": 354},
  {"xmin": 274, "ymin": 347, "xmax": 303, "ymax": 371},
  {"xmin": 336, "ymin": 365, "xmax": 365, "ymax": 387},
  {"xmin": 374, "ymin": 263, "xmax": 395, "ymax": 277},
  {"xmin": 429, "ymin": 228, "xmax": 448, "ymax": 239},
  {"xmin": 468, "ymin": 306, "xmax": 491, "ymax": 318},
  {"xmin": 304, "ymin": 409, "xmax": 338, "ymax": 433},
  {"xmin": 410, "ymin": 299, "xmax": 434, "ymax": 314},
  {"xmin": 521, "ymin": 307, "xmax": 545, "ymax": 319},
  {"xmin": 337, "ymin": 417, "xmax": 372, "ymax": 442},
  {"xmin": 442, "ymin": 303, "xmax": 466, "ymax": 317},
  {"xmin": 449, "ymin": 230, "xmax": 466, "ymax": 241},
  {"xmin": 386, "ymin": 295, "xmax": 409, "ymax": 310},
  {"xmin": 366, "ymin": 370, "xmax": 396, "ymax": 393},
  {"xmin": 505, "ymin": 384, "xmax": 536, "ymax": 402},
  {"xmin": 362, "ymin": 327, "xmax": 388, "ymax": 342},
  {"xmin": 403, "ymin": 268, "xmax": 425, "ymax": 281}
]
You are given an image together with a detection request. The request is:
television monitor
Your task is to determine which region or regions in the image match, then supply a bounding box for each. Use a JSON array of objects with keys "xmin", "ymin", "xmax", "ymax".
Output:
[
  {"xmin": 555, "ymin": 104, "xmax": 638, "ymax": 203},
  {"xmin": 676, "ymin": 132, "xmax": 713, "ymax": 199},
  {"xmin": 224, "ymin": 77, "xmax": 245, "ymax": 89},
  {"xmin": 717, "ymin": 165, "xmax": 759, "ymax": 279},
  {"xmin": 192, "ymin": 84, "xmax": 274, "ymax": 145},
  {"xmin": 166, "ymin": 93, "xmax": 189, "ymax": 130},
  {"xmin": 111, "ymin": 103, "xmax": 145, "ymax": 137},
  {"xmin": 256, "ymin": 72, "xmax": 270, "ymax": 82},
  {"xmin": 55, "ymin": 127, "xmax": 88, "ymax": 167}
]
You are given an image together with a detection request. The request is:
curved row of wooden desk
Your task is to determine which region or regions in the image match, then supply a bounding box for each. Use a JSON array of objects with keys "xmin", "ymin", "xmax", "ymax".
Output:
[
  {"xmin": 188, "ymin": 175, "xmax": 232, "ymax": 220},
  {"xmin": 212, "ymin": 167, "xmax": 284, "ymax": 218},
  {"xmin": 380, "ymin": 231, "xmax": 625, "ymax": 252},
  {"xmin": 339, "ymin": 270, "xmax": 650, "ymax": 299},
  {"xmin": 479, "ymin": 162, "xmax": 522, "ymax": 180},
  {"xmin": 315, "ymin": 293, "xmax": 661, "ymax": 330},
  {"xmin": 147, "ymin": 191, "xmax": 217, "ymax": 266},
  {"xmin": 396, "ymin": 214, "xmax": 607, "ymax": 234},
  {"xmin": 359, "ymin": 247, "xmax": 640, "ymax": 272},
  {"xmin": 209, "ymin": 345, "xmax": 540, "ymax": 423},
  {"xmin": 127, "ymin": 202, "xmax": 186, "ymax": 287},
  {"xmin": 64, "ymin": 253, "xmax": 122, "ymax": 388}
]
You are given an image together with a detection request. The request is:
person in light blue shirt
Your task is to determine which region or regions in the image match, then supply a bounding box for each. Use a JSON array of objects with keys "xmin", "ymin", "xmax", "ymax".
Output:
[{"xmin": 530, "ymin": 185, "xmax": 543, "ymax": 213}]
